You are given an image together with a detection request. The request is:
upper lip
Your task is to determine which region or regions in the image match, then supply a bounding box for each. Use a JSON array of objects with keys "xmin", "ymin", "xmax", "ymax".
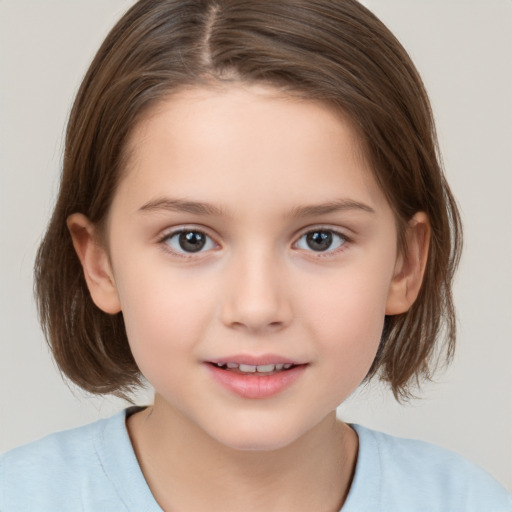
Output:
[{"xmin": 207, "ymin": 354, "xmax": 307, "ymax": 366}]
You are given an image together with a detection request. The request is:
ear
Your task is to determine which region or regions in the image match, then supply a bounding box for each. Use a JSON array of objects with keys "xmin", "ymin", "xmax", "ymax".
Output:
[
  {"xmin": 67, "ymin": 213, "xmax": 121, "ymax": 314},
  {"xmin": 385, "ymin": 212, "xmax": 430, "ymax": 315}
]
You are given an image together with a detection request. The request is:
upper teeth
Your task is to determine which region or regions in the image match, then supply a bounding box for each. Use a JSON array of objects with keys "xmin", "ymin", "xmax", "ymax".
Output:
[{"xmin": 216, "ymin": 362, "xmax": 293, "ymax": 373}]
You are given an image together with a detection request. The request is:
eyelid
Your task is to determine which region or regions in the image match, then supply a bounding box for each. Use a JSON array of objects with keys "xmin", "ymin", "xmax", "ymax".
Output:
[{"xmin": 297, "ymin": 223, "xmax": 353, "ymax": 239}]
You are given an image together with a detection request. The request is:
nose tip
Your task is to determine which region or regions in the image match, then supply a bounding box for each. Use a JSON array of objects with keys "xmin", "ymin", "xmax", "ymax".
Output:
[
  {"xmin": 226, "ymin": 310, "xmax": 288, "ymax": 334},
  {"xmin": 220, "ymin": 260, "xmax": 293, "ymax": 334}
]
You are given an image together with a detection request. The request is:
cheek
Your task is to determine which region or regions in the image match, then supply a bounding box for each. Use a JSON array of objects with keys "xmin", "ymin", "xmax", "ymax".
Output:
[
  {"xmin": 300, "ymin": 266, "xmax": 391, "ymax": 381},
  {"xmin": 114, "ymin": 268, "xmax": 215, "ymax": 373}
]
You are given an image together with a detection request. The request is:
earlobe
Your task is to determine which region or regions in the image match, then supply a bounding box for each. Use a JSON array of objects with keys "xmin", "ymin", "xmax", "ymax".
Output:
[
  {"xmin": 67, "ymin": 213, "xmax": 121, "ymax": 314},
  {"xmin": 385, "ymin": 212, "xmax": 430, "ymax": 315}
]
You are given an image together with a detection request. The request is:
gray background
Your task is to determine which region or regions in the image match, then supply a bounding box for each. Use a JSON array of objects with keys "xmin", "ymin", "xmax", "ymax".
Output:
[{"xmin": 1, "ymin": 0, "xmax": 511, "ymax": 491}]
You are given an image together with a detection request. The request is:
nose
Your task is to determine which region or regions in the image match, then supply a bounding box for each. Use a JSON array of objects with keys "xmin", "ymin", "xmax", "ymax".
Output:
[{"xmin": 220, "ymin": 249, "xmax": 293, "ymax": 334}]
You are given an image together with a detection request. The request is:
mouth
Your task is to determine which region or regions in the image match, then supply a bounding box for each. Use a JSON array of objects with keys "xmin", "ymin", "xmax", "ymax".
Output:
[
  {"xmin": 208, "ymin": 362, "xmax": 300, "ymax": 376},
  {"xmin": 205, "ymin": 358, "xmax": 308, "ymax": 399}
]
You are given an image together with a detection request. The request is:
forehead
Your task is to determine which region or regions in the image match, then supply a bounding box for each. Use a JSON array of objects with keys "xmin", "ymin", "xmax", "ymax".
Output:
[{"xmin": 116, "ymin": 84, "xmax": 389, "ymax": 216}]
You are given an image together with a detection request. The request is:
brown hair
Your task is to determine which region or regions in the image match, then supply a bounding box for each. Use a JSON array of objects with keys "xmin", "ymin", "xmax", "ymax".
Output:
[{"xmin": 35, "ymin": 0, "xmax": 462, "ymax": 401}]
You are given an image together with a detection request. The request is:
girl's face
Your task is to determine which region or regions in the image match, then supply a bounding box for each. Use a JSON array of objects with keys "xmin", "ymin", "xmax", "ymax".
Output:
[{"xmin": 99, "ymin": 85, "xmax": 407, "ymax": 450}]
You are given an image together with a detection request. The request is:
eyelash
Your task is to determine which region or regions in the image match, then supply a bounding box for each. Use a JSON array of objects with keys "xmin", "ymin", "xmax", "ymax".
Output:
[{"xmin": 158, "ymin": 227, "xmax": 350, "ymax": 258}]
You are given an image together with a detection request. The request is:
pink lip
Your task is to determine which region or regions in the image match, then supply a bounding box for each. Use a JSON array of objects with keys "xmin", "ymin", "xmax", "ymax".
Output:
[{"xmin": 205, "ymin": 359, "xmax": 307, "ymax": 399}]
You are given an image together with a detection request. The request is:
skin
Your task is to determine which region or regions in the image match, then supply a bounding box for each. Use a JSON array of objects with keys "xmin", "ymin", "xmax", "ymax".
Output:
[{"xmin": 68, "ymin": 84, "xmax": 430, "ymax": 511}]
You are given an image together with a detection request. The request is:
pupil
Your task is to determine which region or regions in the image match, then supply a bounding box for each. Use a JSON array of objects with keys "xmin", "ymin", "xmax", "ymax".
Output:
[
  {"xmin": 306, "ymin": 231, "xmax": 332, "ymax": 251},
  {"xmin": 179, "ymin": 231, "xmax": 206, "ymax": 252}
]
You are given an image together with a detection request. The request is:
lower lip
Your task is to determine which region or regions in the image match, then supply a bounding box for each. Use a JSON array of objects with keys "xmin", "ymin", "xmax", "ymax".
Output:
[{"xmin": 206, "ymin": 364, "xmax": 307, "ymax": 399}]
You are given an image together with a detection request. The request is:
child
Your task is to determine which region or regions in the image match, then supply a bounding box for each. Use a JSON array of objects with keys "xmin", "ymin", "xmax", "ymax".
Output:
[{"xmin": 1, "ymin": 0, "xmax": 510, "ymax": 510}]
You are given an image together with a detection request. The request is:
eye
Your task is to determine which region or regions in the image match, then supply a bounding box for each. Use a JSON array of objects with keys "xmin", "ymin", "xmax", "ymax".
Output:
[
  {"xmin": 295, "ymin": 229, "xmax": 347, "ymax": 253},
  {"xmin": 163, "ymin": 229, "xmax": 216, "ymax": 254}
]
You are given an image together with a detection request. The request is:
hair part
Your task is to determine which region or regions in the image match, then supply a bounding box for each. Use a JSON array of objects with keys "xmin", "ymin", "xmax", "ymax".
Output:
[{"xmin": 35, "ymin": 0, "xmax": 462, "ymax": 402}]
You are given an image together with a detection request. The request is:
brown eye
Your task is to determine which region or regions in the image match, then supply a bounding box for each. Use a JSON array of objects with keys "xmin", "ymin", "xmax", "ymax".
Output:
[
  {"xmin": 179, "ymin": 231, "xmax": 206, "ymax": 252},
  {"xmin": 296, "ymin": 230, "xmax": 346, "ymax": 252},
  {"xmin": 164, "ymin": 230, "xmax": 214, "ymax": 253}
]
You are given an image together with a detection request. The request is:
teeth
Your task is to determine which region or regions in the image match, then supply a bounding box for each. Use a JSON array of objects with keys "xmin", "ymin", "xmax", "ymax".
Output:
[
  {"xmin": 239, "ymin": 364, "xmax": 257, "ymax": 373},
  {"xmin": 215, "ymin": 362, "xmax": 295, "ymax": 373},
  {"xmin": 256, "ymin": 364, "xmax": 275, "ymax": 372}
]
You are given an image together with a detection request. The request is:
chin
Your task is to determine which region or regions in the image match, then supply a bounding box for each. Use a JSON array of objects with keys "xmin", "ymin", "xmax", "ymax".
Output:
[{"xmin": 209, "ymin": 417, "xmax": 317, "ymax": 453}]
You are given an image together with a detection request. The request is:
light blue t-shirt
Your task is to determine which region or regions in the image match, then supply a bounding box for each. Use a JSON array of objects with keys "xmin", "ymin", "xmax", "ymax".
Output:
[{"xmin": 1, "ymin": 408, "xmax": 510, "ymax": 511}]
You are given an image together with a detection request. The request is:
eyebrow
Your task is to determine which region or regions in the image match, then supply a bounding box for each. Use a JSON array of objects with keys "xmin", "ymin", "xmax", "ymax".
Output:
[
  {"xmin": 289, "ymin": 199, "xmax": 375, "ymax": 217},
  {"xmin": 138, "ymin": 197, "xmax": 375, "ymax": 217},
  {"xmin": 139, "ymin": 198, "xmax": 226, "ymax": 216}
]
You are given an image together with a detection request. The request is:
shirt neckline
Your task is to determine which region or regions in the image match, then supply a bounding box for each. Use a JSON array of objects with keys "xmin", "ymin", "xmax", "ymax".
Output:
[{"xmin": 93, "ymin": 407, "xmax": 163, "ymax": 511}]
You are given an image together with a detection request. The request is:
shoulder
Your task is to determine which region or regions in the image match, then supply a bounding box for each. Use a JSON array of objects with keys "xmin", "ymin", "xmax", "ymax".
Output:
[
  {"xmin": 0, "ymin": 410, "xmax": 129, "ymax": 512},
  {"xmin": 344, "ymin": 424, "xmax": 512, "ymax": 512},
  {"xmin": 2, "ymin": 415, "xmax": 103, "ymax": 467}
]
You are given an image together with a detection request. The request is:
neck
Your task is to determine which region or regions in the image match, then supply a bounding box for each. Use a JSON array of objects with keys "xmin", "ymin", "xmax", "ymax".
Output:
[{"xmin": 127, "ymin": 396, "xmax": 358, "ymax": 512}]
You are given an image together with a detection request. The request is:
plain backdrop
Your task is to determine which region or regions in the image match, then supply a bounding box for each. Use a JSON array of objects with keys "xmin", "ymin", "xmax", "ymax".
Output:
[{"xmin": 1, "ymin": 0, "xmax": 511, "ymax": 492}]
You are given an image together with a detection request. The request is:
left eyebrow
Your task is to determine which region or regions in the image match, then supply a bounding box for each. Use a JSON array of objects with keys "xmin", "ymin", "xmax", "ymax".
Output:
[
  {"xmin": 138, "ymin": 197, "xmax": 226, "ymax": 216},
  {"xmin": 289, "ymin": 199, "xmax": 376, "ymax": 218}
]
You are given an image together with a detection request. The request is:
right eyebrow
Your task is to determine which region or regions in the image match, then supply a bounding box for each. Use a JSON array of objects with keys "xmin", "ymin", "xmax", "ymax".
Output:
[
  {"xmin": 288, "ymin": 198, "xmax": 376, "ymax": 218},
  {"xmin": 138, "ymin": 197, "xmax": 226, "ymax": 216}
]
